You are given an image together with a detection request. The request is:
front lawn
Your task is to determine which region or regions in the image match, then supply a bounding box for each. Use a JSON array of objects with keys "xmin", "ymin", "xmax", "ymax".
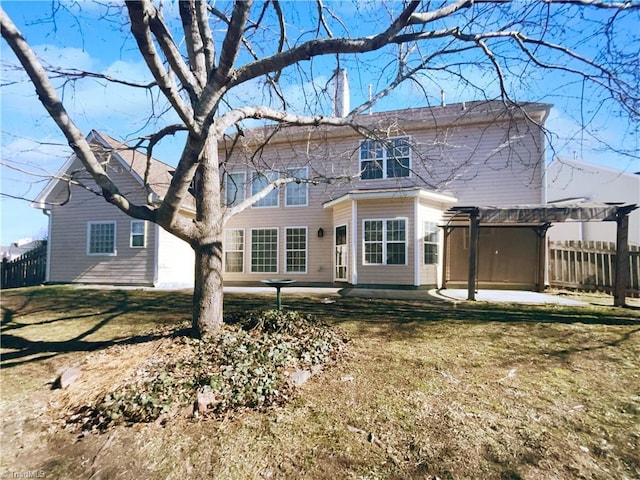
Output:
[{"xmin": 1, "ymin": 286, "xmax": 638, "ymax": 479}]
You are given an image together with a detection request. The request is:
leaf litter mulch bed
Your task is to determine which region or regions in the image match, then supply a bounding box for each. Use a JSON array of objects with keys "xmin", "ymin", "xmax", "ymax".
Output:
[{"xmin": 62, "ymin": 310, "xmax": 347, "ymax": 432}]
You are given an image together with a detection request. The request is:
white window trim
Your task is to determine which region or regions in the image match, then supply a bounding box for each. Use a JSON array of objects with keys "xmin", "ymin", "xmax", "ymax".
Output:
[
  {"xmin": 359, "ymin": 135, "xmax": 412, "ymax": 181},
  {"xmin": 362, "ymin": 217, "xmax": 408, "ymax": 266},
  {"xmin": 130, "ymin": 220, "xmax": 147, "ymax": 249},
  {"xmin": 285, "ymin": 226, "xmax": 308, "ymax": 274},
  {"xmin": 423, "ymin": 221, "xmax": 439, "ymax": 265},
  {"xmin": 224, "ymin": 228, "xmax": 245, "ymax": 273},
  {"xmin": 250, "ymin": 227, "xmax": 279, "ymax": 273},
  {"xmin": 225, "ymin": 171, "xmax": 246, "ymax": 207},
  {"xmin": 87, "ymin": 221, "xmax": 117, "ymax": 256},
  {"xmin": 251, "ymin": 171, "xmax": 279, "ymax": 208},
  {"xmin": 285, "ymin": 167, "xmax": 309, "ymax": 207}
]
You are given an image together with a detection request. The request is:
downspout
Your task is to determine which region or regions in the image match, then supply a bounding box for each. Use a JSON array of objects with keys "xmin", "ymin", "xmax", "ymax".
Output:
[
  {"xmin": 153, "ymin": 223, "xmax": 159, "ymax": 286},
  {"xmin": 43, "ymin": 209, "xmax": 52, "ymax": 283}
]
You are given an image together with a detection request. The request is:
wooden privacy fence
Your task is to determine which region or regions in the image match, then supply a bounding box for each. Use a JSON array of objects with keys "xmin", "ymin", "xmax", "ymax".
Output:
[
  {"xmin": 549, "ymin": 240, "xmax": 640, "ymax": 295},
  {"xmin": 1, "ymin": 242, "xmax": 47, "ymax": 289}
]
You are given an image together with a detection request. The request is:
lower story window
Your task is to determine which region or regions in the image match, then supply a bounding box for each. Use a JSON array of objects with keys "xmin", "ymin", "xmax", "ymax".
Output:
[
  {"xmin": 286, "ymin": 227, "xmax": 307, "ymax": 273},
  {"xmin": 424, "ymin": 221, "xmax": 439, "ymax": 264},
  {"xmin": 88, "ymin": 221, "xmax": 116, "ymax": 255},
  {"xmin": 363, "ymin": 218, "xmax": 406, "ymax": 265},
  {"xmin": 130, "ymin": 221, "xmax": 146, "ymax": 248},
  {"xmin": 251, "ymin": 228, "xmax": 278, "ymax": 273},
  {"xmin": 225, "ymin": 229, "xmax": 245, "ymax": 273}
]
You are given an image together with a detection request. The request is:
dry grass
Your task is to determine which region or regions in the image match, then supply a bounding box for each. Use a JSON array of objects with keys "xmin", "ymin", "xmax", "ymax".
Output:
[{"xmin": 1, "ymin": 286, "xmax": 639, "ymax": 479}]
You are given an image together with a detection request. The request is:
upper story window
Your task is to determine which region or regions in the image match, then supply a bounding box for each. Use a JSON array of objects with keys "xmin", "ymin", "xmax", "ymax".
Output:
[
  {"xmin": 87, "ymin": 221, "xmax": 116, "ymax": 256},
  {"xmin": 363, "ymin": 218, "xmax": 407, "ymax": 265},
  {"xmin": 285, "ymin": 167, "xmax": 308, "ymax": 207},
  {"xmin": 130, "ymin": 221, "xmax": 146, "ymax": 248},
  {"xmin": 224, "ymin": 172, "xmax": 246, "ymax": 208},
  {"xmin": 251, "ymin": 171, "xmax": 279, "ymax": 208},
  {"xmin": 360, "ymin": 136, "xmax": 411, "ymax": 180}
]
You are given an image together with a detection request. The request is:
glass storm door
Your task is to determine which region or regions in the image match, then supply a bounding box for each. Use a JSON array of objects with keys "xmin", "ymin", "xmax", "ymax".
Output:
[{"xmin": 335, "ymin": 225, "xmax": 348, "ymax": 281}]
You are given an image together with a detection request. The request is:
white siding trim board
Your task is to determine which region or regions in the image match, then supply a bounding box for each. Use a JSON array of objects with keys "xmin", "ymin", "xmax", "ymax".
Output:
[
  {"xmin": 414, "ymin": 198, "xmax": 420, "ymax": 286},
  {"xmin": 351, "ymin": 200, "xmax": 358, "ymax": 284}
]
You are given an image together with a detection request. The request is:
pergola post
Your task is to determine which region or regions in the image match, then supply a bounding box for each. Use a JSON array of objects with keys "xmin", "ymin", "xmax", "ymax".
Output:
[
  {"xmin": 441, "ymin": 226, "xmax": 451, "ymax": 290},
  {"xmin": 467, "ymin": 209, "xmax": 479, "ymax": 301},
  {"xmin": 614, "ymin": 209, "xmax": 630, "ymax": 307},
  {"xmin": 535, "ymin": 224, "xmax": 551, "ymax": 292}
]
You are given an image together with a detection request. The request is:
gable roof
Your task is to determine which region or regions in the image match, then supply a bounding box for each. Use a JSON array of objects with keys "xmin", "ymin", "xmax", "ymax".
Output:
[
  {"xmin": 32, "ymin": 130, "xmax": 195, "ymax": 211},
  {"xmin": 229, "ymin": 100, "xmax": 553, "ymax": 147}
]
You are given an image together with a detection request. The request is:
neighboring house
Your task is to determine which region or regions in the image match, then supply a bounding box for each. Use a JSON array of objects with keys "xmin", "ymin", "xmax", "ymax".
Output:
[
  {"xmin": 220, "ymin": 100, "xmax": 553, "ymax": 290},
  {"xmin": 1, "ymin": 238, "xmax": 44, "ymax": 262},
  {"xmin": 546, "ymin": 158, "xmax": 640, "ymax": 246},
  {"xmin": 31, "ymin": 130, "xmax": 195, "ymax": 287}
]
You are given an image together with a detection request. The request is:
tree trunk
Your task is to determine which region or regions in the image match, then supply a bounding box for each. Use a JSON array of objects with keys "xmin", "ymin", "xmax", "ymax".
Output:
[{"xmin": 192, "ymin": 238, "xmax": 224, "ymax": 338}]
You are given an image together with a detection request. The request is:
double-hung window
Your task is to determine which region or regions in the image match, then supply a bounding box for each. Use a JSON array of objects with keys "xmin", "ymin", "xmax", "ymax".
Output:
[
  {"xmin": 130, "ymin": 221, "xmax": 146, "ymax": 248},
  {"xmin": 360, "ymin": 136, "xmax": 411, "ymax": 180},
  {"xmin": 363, "ymin": 219, "xmax": 407, "ymax": 265},
  {"xmin": 285, "ymin": 227, "xmax": 307, "ymax": 273},
  {"xmin": 224, "ymin": 172, "xmax": 246, "ymax": 207},
  {"xmin": 285, "ymin": 167, "xmax": 308, "ymax": 207},
  {"xmin": 87, "ymin": 221, "xmax": 116, "ymax": 256},
  {"xmin": 251, "ymin": 228, "xmax": 278, "ymax": 273},
  {"xmin": 423, "ymin": 221, "xmax": 439, "ymax": 264},
  {"xmin": 224, "ymin": 229, "xmax": 245, "ymax": 273},
  {"xmin": 251, "ymin": 171, "xmax": 279, "ymax": 207}
]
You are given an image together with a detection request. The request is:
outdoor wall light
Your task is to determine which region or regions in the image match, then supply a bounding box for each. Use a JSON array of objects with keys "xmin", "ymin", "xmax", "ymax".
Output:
[{"xmin": 317, "ymin": 228, "xmax": 324, "ymax": 238}]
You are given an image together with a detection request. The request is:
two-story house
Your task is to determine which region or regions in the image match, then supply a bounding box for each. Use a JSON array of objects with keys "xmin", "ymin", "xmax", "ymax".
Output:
[
  {"xmin": 33, "ymin": 100, "xmax": 569, "ymax": 291},
  {"xmin": 220, "ymin": 100, "xmax": 551, "ymax": 290}
]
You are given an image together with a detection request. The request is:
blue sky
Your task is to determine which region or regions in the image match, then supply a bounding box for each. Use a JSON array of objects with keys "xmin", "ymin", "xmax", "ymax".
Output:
[{"xmin": 1, "ymin": 0, "xmax": 639, "ymax": 246}]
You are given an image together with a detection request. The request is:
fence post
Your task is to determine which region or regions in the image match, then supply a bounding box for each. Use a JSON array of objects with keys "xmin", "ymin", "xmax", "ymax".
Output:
[{"xmin": 614, "ymin": 211, "xmax": 630, "ymax": 307}]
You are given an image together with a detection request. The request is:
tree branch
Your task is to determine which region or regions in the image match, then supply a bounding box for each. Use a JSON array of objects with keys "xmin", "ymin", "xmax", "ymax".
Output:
[
  {"xmin": 196, "ymin": 1, "xmax": 253, "ymax": 122},
  {"xmin": 125, "ymin": 0, "xmax": 197, "ymax": 132},
  {"xmin": 0, "ymin": 6, "xmax": 156, "ymax": 223}
]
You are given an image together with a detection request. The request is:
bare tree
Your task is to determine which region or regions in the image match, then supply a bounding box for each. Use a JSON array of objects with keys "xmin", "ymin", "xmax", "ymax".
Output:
[{"xmin": 1, "ymin": 0, "xmax": 638, "ymax": 337}]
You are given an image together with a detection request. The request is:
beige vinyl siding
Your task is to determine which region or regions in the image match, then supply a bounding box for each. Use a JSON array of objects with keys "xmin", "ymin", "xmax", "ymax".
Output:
[
  {"xmin": 46, "ymin": 158, "xmax": 155, "ymax": 285},
  {"xmin": 156, "ymin": 226, "xmax": 195, "ymax": 287},
  {"xmin": 223, "ymin": 185, "xmax": 334, "ymax": 283},
  {"xmin": 356, "ymin": 199, "xmax": 415, "ymax": 286},
  {"xmin": 446, "ymin": 227, "xmax": 538, "ymax": 289},
  {"xmin": 233, "ymin": 118, "xmax": 545, "ymax": 207}
]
